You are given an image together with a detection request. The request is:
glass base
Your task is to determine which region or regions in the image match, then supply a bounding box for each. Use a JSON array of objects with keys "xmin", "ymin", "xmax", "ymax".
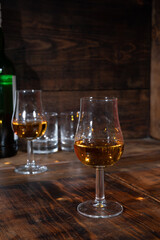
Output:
[
  {"xmin": 15, "ymin": 163, "xmax": 48, "ymax": 175},
  {"xmin": 77, "ymin": 200, "xmax": 123, "ymax": 218}
]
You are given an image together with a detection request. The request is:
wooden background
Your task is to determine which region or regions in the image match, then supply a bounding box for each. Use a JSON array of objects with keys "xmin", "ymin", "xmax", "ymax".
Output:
[
  {"xmin": 150, "ymin": 0, "xmax": 160, "ymax": 139},
  {"xmin": 1, "ymin": 0, "xmax": 152, "ymax": 139}
]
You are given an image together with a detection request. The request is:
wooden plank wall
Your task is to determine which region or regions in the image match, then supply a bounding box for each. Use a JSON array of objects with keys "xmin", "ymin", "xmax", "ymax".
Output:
[
  {"xmin": 2, "ymin": 0, "xmax": 151, "ymax": 139},
  {"xmin": 150, "ymin": 0, "xmax": 160, "ymax": 139}
]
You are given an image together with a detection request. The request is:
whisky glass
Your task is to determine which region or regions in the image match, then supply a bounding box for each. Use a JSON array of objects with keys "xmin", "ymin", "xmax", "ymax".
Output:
[
  {"xmin": 74, "ymin": 97, "xmax": 124, "ymax": 218},
  {"xmin": 12, "ymin": 90, "xmax": 48, "ymax": 174}
]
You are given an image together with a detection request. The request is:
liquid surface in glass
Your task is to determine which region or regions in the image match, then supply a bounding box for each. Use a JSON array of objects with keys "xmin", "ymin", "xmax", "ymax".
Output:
[
  {"xmin": 12, "ymin": 120, "xmax": 47, "ymax": 140},
  {"xmin": 74, "ymin": 139, "xmax": 124, "ymax": 167}
]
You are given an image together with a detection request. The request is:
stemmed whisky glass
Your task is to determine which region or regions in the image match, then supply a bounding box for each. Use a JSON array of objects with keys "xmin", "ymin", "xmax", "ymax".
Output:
[
  {"xmin": 12, "ymin": 90, "xmax": 48, "ymax": 174},
  {"xmin": 74, "ymin": 97, "xmax": 124, "ymax": 218}
]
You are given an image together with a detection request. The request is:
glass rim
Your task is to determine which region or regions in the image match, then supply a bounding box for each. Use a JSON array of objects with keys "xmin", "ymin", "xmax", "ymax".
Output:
[
  {"xmin": 60, "ymin": 111, "xmax": 79, "ymax": 115},
  {"xmin": 16, "ymin": 89, "xmax": 42, "ymax": 93},
  {"xmin": 80, "ymin": 96, "xmax": 118, "ymax": 101},
  {"xmin": 44, "ymin": 111, "xmax": 58, "ymax": 116}
]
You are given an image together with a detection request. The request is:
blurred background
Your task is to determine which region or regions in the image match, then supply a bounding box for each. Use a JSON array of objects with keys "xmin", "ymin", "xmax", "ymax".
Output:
[{"xmin": 2, "ymin": 0, "xmax": 154, "ymax": 140}]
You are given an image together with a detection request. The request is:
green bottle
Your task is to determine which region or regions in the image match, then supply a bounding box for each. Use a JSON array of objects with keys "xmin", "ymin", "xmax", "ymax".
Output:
[{"xmin": 0, "ymin": 4, "xmax": 18, "ymax": 158}]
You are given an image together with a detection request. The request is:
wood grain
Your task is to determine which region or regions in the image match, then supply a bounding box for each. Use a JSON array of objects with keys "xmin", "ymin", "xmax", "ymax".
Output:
[
  {"xmin": 1, "ymin": 0, "xmax": 151, "ymax": 139},
  {"xmin": 0, "ymin": 138, "xmax": 160, "ymax": 239},
  {"xmin": 0, "ymin": 177, "xmax": 159, "ymax": 240},
  {"xmin": 150, "ymin": 0, "xmax": 160, "ymax": 139}
]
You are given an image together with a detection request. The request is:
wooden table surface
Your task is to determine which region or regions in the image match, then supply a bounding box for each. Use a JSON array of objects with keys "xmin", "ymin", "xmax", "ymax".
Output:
[{"xmin": 0, "ymin": 138, "xmax": 160, "ymax": 240}]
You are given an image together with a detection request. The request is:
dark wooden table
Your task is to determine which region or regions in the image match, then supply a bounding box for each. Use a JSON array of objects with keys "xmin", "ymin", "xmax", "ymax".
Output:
[{"xmin": 0, "ymin": 138, "xmax": 160, "ymax": 240}]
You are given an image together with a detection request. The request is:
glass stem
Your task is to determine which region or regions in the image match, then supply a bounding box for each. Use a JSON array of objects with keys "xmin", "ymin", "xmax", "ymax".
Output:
[
  {"xmin": 27, "ymin": 140, "xmax": 35, "ymax": 167},
  {"xmin": 95, "ymin": 167, "xmax": 106, "ymax": 204}
]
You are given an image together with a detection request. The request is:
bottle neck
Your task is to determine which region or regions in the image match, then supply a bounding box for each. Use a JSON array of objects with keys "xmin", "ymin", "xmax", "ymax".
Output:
[
  {"xmin": 0, "ymin": 4, "xmax": 5, "ymax": 60},
  {"xmin": 0, "ymin": 3, "xmax": 2, "ymax": 28},
  {"xmin": 0, "ymin": 27, "xmax": 5, "ymax": 62}
]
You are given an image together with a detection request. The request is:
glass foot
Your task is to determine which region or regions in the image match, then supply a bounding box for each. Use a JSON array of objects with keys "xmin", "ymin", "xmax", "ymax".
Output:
[
  {"xmin": 15, "ymin": 164, "xmax": 48, "ymax": 175},
  {"xmin": 77, "ymin": 200, "xmax": 123, "ymax": 218}
]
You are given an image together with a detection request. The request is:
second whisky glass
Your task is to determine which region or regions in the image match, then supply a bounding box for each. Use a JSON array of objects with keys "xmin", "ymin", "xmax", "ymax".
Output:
[{"xmin": 12, "ymin": 90, "xmax": 47, "ymax": 174}]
